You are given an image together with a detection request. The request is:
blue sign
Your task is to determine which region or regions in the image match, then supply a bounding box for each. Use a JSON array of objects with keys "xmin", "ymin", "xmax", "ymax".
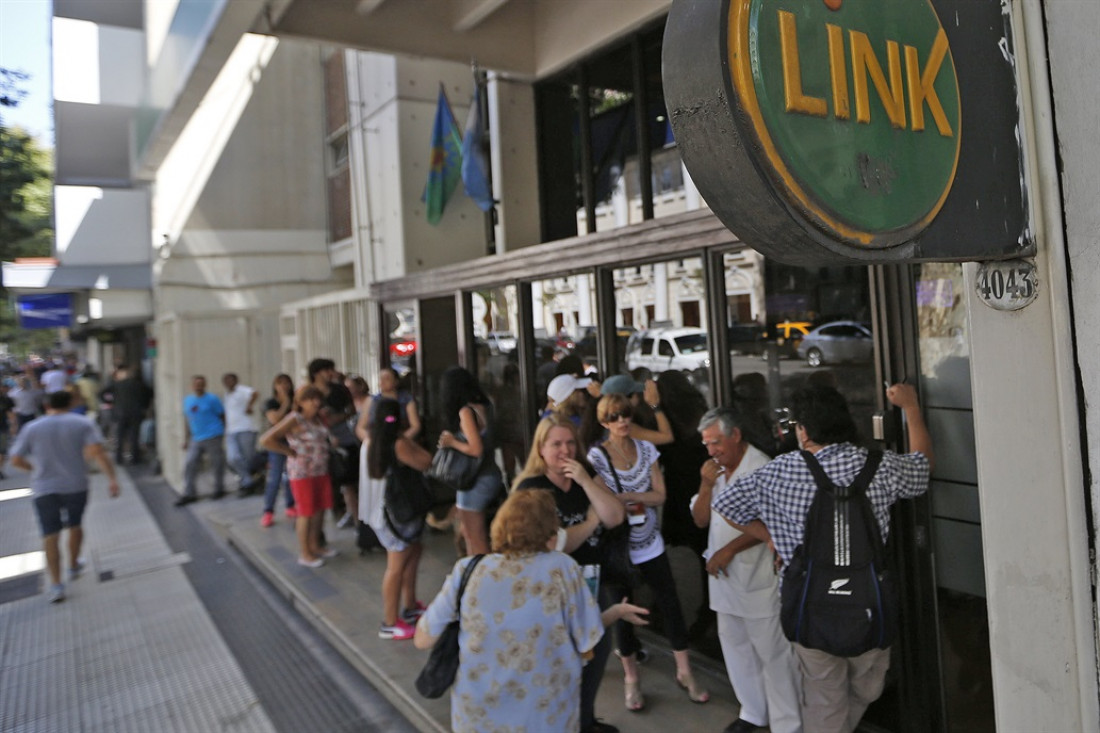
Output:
[{"xmin": 17, "ymin": 293, "xmax": 73, "ymax": 329}]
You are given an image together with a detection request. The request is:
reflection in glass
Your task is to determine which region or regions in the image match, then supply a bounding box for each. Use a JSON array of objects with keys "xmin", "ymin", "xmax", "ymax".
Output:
[
  {"xmin": 917, "ymin": 263, "xmax": 993, "ymax": 732},
  {"xmin": 723, "ymin": 256, "xmax": 876, "ymax": 455},
  {"xmin": 613, "ymin": 257, "xmax": 712, "ymax": 404},
  {"xmin": 470, "ymin": 286, "xmax": 522, "ymax": 485},
  {"xmin": 530, "ymin": 274, "xmax": 599, "ymax": 407}
]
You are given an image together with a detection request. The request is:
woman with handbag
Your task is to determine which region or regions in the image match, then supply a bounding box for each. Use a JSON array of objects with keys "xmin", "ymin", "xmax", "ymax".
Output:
[
  {"xmin": 414, "ymin": 489, "xmax": 648, "ymax": 733},
  {"xmin": 365, "ymin": 398, "xmax": 432, "ymax": 640},
  {"xmin": 587, "ymin": 392, "xmax": 711, "ymax": 711},
  {"xmin": 512, "ymin": 415, "xmax": 627, "ymax": 733},
  {"xmin": 260, "ymin": 385, "xmax": 336, "ymax": 568},
  {"xmin": 435, "ymin": 366, "xmax": 502, "ymax": 555}
]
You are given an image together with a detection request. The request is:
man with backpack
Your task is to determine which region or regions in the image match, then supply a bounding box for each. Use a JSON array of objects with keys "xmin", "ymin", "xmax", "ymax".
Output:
[{"xmin": 712, "ymin": 383, "xmax": 933, "ymax": 733}]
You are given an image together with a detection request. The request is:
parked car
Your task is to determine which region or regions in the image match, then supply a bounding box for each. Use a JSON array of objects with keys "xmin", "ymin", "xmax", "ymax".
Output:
[
  {"xmin": 797, "ymin": 321, "xmax": 874, "ymax": 367},
  {"xmin": 625, "ymin": 327, "xmax": 710, "ymax": 374}
]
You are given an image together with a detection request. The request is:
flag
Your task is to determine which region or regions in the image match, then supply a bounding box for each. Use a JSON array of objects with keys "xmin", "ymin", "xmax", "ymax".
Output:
[
  {"xmin": 422, "ymin": 85, "xmax": 463, "ymax": 225},
  {"xmin": 461, "ymin": 90, "xmax": 493, "ymax": 212}
]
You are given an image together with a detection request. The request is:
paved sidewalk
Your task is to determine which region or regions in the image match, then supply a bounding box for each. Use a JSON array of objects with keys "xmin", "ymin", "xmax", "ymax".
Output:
[
  {"xmin": 183, "ymin": 473, "xmax": 750, "ymax": 733},
  {"xmin": 0, "ymin": 466, "xmax": 274, "ymax": 733}
]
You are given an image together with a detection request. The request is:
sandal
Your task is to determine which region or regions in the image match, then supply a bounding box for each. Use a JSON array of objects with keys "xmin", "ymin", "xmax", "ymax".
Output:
[
  {"xmin": 624, "ymin": 679, "xmax": 645, "ymax": 711},
  {"xmin": 676, "ymin": 670, "xmax": 710, "ymax": 704}
]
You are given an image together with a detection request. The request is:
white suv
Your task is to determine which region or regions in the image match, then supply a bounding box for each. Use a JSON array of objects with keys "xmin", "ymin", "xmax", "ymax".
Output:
[{"xmin": 625, "ymin": 327, "xmax": 710, "ymax": 375}]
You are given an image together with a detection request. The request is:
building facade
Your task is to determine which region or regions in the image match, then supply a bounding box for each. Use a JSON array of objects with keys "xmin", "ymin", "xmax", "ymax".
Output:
[{"xmin": 32, "ymin": 1, "xmax": 1100, "ymax": 730}]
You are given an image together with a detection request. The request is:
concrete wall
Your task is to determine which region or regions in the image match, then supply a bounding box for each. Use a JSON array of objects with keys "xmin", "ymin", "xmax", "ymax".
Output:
[
  {"xmin": 961, "ymin": 1, "xmax": 1098, "ymax": 729},
  {"xmin": 153, "ymin": 39, "xmax": 348, "ymax": 489},
  {"xmin": 348, "ymin": 52, "xmax": 489, "ymax": 279}
]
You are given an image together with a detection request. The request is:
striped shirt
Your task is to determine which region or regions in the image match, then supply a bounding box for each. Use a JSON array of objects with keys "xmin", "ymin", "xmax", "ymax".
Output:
[{"xmin": 711, "ymin": 442, "xmax": 930, "ymax": 568}]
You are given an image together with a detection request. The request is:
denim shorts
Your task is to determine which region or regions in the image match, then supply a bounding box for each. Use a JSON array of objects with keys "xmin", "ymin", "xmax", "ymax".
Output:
[
  {"xmin": 455, "ymin": 466, "xmax": 503, "ymax": 512},
  {"xmin": 34, "ymin": 491, "xmax": 89, "ymax": 536}
]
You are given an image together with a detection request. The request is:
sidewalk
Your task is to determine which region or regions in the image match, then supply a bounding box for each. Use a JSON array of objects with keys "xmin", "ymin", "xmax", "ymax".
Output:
[
  {"xmin": 188, "ymin": 475, "xmax": 749, "ymax": 733},
  {"xmin": 0, "ymin": 466, "xmax": 274, "ymax": 733}
]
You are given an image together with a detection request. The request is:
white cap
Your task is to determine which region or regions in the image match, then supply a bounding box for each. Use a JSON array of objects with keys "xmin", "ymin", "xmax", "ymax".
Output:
[{"xmin": 547, "ymin": 374, "xmax": 591, "ymax": 404}]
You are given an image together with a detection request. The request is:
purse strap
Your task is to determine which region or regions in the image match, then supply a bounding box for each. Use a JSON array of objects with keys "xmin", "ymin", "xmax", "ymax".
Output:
[
  {"xmin": 596, "ymin": 445, "xmax": 625, "ymax": 494},
  {"xmin": 456, "ymin": 554, "xmax": 485, "ymax": 612}
]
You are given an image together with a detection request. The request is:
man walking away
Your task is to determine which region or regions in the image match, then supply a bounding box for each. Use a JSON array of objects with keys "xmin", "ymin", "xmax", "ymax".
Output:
[
  {"xmin": 712, "ymin": 384, "xmax": 932, "ymax": 733},
  {"xmin": 11, "ymin": 390, "xmax": 119, "ymax": 603},
  {"xmin": 112, "ymin": 365, "xmax": 153, "ymax": 465},
  {"xmin": 178, "ymin": 375, "xmax": 226, "ymax": 506},
  {"xmin": 222, "ymin": 373, "xmax": 260, "ymax": 496}
]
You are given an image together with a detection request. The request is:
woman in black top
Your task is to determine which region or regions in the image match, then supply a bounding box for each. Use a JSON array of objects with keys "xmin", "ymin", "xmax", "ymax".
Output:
[{"xmin": 514, "ymin": 414, "xmax": 625, "ymax": 733}]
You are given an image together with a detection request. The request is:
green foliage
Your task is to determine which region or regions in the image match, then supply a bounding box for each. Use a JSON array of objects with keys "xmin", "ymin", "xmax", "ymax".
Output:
[{"xmin": 0, "ymin": 67, "xmax": 55, "ymax": 356}]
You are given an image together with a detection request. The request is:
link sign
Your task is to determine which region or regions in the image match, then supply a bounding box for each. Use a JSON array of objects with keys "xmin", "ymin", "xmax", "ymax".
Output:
[{"xmin": 663, "ymin": 0, "xmax": 1033, "ymax": 265}]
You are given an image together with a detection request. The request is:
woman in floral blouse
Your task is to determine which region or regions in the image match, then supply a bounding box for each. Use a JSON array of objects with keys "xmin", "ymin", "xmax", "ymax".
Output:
[
  {"xmin": 260, "ymin": 385, "xmax": 335, "ymax": 568},
  {"xmin": 415, "ymin": 489, "xmax": 648, "ymax": 733}
]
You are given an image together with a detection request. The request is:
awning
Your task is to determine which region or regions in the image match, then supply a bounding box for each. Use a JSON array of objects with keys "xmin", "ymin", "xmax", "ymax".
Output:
[{"xmin": 2, "ymin": 261, "xmax": 151, "ymax": 292}]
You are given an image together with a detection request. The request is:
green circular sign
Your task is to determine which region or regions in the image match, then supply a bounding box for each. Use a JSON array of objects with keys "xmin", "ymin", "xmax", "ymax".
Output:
[{"xmin": 730, "ymin": 0, "xmax": 961, "ymax": 247}]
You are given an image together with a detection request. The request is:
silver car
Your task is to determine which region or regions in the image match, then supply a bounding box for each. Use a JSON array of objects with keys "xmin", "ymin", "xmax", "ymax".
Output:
[{"xmin": 797, "ymin": 321, "xmax": 874, "ymax": 367}]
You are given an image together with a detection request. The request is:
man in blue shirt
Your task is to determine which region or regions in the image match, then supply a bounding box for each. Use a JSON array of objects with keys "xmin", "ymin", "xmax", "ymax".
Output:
[
  {"xmin": 11, "ymin": 390, "xmax": 119, "ymax": 603},
  {"xmin": 177, "ymin": 375, "xmax": 225, "ymax": 506}
]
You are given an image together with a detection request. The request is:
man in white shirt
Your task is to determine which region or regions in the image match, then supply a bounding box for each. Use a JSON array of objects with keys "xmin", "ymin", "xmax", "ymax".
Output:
[
  {"xmin": 692, "ymin": 406, "xmax": 801, "ymax": 733},
  {"xmin": 40, "ymin": 363, "xmax": 69, "ymax": 394},
  {"xmin": 222, "ymin": 373, "xmax": 259, "ymax": 496}
]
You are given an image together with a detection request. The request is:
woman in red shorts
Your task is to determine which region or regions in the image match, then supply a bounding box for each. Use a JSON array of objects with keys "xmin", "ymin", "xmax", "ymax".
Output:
[{"xmin": 261, "ymin": 385, "xmax": 336, "ymax": 567}]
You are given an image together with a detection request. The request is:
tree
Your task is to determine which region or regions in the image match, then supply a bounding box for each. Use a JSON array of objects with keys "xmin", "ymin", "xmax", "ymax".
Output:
[{"xmin": 1, "ymin": 67, "xmax": 55, "ymax": 357}]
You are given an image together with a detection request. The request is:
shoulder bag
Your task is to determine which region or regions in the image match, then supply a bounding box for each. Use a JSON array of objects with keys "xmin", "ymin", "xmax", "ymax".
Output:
[
  {"xmin": 415, "ymin": 554, "xmax": 486, "ymax": 699},
  {"xmin": 595, "ymin": 445, "xmax": 641, "ymax": 590},
  {"xmin": 385, "ymin": 462, "xmax": 435, "ymax": 524},
  {"xmin": 427, "ymin": 437, "xmax": 482, "ymax": 492}
]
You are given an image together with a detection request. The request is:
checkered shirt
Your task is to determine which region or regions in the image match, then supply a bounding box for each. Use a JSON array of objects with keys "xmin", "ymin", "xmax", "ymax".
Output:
[{"xmin": 711, "ymin": 442, "xmax": 930, "ymax": 567}]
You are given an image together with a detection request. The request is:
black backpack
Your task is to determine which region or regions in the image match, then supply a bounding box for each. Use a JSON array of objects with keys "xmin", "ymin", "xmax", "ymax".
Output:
[{"xmin": 780, "ymin": 449, "xmax": 897, "ymax": 657}]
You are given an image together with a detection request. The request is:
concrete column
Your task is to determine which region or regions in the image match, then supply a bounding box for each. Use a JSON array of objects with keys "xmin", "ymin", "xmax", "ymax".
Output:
[
  {"xmin": 487, "ymin": 72, "xmax": 541, "ymax": 251},
  {"xmin": 654, "ymin": 262, "xmax": 669, "ymax": 323}
]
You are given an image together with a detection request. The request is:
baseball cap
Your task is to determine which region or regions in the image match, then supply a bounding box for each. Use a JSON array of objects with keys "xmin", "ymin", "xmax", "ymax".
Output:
[
  {"xmin": 600, "ymin": 374, "xmax": 644, "ymax": 396},
  {"xmin": 547, "ymin": 374, "xmax": 591, "ymax": 404}
]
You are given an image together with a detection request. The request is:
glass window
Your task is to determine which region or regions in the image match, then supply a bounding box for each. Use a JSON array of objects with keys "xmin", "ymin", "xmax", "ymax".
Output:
[
  {"xmin": 723, "ymin": 253, "xmax": 876, "ymax": 455},
  {"xmin": 470, "ymin": 286, "xmax": 522, "ymax": 485},
  {"xmin": 614, "ymin": 257, "xmax": 712, "ymax": 405}
]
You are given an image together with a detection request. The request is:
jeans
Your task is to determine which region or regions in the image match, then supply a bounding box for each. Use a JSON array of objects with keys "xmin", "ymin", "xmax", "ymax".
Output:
[
  {"xmin": 262, "ymin": 451, "xmax": 295, "ymax": 512},
  {"xmin": 183, "ymin": 436, "xmax": 226, "ymax": 497},
  {"xmin": 226, "ymin": 430, "xmax": 258, "ymax": 489}
]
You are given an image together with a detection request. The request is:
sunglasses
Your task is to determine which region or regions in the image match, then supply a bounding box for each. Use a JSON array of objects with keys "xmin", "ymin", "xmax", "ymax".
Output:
[{"xmin": 606, "ymin": 411, "xmax": 633, "ymax": 422}]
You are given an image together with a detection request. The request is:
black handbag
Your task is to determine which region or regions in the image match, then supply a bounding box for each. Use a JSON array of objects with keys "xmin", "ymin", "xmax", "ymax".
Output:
[
  {"xmin": 415, "ymin": 554, "xmax": 485, "ymax": 699},
  {"xmin": 595, "ymin": 446, "xmax": 641, "ymax": 589},
  {"xmin": 427, "ymin": 439, "xmax": 481, "ymax": 491},
  {"xmin": 385, "ymin": 463, "xmax": 434, "ymax": 524},
  {"xmin": 328, "ymin": 445, "xmax": 350, "ymax": 485}
]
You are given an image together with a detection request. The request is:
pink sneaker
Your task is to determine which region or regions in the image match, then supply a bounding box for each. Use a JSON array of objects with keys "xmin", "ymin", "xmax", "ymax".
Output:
[
  {"xmin": 401, "ymin": 602, "xmax": 427, "ymax": 623},
  {"xmin": 378, "ymin": 619, "xmax": 416, "ymax": 640},
  {"xmin": 285, "ymin": 507, "xmax": 298, "ymax": 519},
  {"xmin": 261, "ymin": 511, "xmax": 274, "ymax": 528}
]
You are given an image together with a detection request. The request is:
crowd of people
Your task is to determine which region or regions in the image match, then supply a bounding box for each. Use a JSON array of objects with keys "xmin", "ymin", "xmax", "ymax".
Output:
[{"xmin": 163, "ymin": 349, "xmax": 931, "ymax": 733}]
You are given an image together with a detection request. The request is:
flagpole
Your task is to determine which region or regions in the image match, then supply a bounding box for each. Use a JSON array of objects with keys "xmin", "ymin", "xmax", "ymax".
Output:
[{"xmin": 471, "ymin": 61, "xmax": 496, "ymax": 256}]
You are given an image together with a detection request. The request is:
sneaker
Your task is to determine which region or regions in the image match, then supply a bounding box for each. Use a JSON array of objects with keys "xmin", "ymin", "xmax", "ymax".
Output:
[
  {"xmin": 401, "ymin": 601, "xmax": 427, "ymax": 623},
  {"xmin": 69, "ymin": 559, "xmax": 86, "ymax": 581},
  {"xmin": 260, "ymin": 511, "xmax": 274, "ymax": 528},
  {"xmin": 174, "ymin": 495, "xmax": 197, "ymax": 507},
  {"xmin": 297, "ymin": 556, "xmax": 324, "ymax": 568},
  {"xmin": 336, "ymin": 512, "xmax": 353, "ymax": 529},
  {"xmin": 285, "ymin": 507, "xmax": 298, "ymax": 519},
  {"xmin": 48, "ymin": 584, "xmax": 65, "ymax": 604},
  {"xmin": 212, "ymin": 490, "xmax": 227, "ymax": 500},
  {"xmin": 320, "ymin": 547, "xmax": 339, "ymax": 559},
  {"xmin": 378, "ymin": 619, "xmax": 416, "ymax": 640}
]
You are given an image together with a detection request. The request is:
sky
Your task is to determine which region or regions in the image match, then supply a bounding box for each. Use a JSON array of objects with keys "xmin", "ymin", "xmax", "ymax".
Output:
[{"xmin": 0, "ymin": 0, "xmax": 53, "ymax": 143}]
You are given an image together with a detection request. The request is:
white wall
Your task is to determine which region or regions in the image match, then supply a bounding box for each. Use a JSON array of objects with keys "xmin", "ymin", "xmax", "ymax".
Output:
[{"xmin": 55, "ymin": 187, "xmax": 152, "ymax": 264}]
